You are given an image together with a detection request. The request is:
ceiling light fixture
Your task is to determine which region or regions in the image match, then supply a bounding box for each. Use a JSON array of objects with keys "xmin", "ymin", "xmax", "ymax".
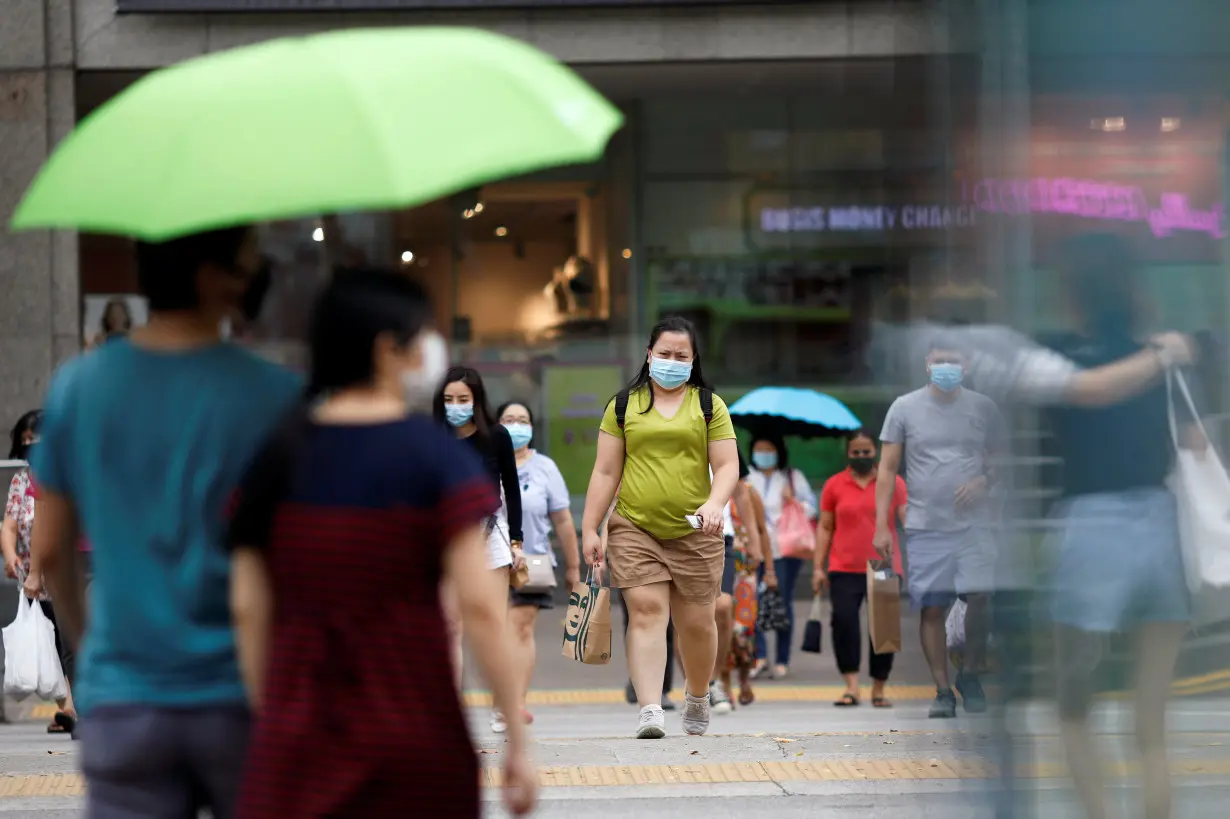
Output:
[
  {"xmin": 473, "ymin": 202, "xmax": 485, "ymax": 214},
  {"xmin": 311, "ymin": 227, "xmax": 324, "ymax": 242},
  {"xmin": 494, "ymin": 226, "xmax": 508, "ymax": 237},
  {"xmin": 461, "ymin": 209, "xmax": 475, "ymax": 219},
  {"xmin": 1161, "ymin": 117, "xmax": 1181, "ymax": 132},
  {"xmin": 621, "ymin": 248, "xmax": 633, "ymax": 259},
  {"xmin": 401, "ymin": 250, "xmax": 415, "ymax": 264},
  {"xmin": 1090, "ymin": 117, "xmax": 1125, "ymax": 132}
]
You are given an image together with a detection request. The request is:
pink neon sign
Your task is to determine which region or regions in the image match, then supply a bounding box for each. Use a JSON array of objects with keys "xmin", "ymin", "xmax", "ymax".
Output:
[{"xmin": 967, "ymin": 177, "xmax": 1225, "ymax": 239}]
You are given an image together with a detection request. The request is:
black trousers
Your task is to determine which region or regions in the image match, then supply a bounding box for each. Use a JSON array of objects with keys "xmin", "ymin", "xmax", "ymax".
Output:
[
  {"xmin": 38, "ymin": 600, "xmax": 75, "ymax": 685},
  {"xmin": 829, "ymin": 571, "xmax": 893, "ymax": 682},
  {"xmin": 620, "ymin": 590, "xmax": 674, "ymax": 694}
]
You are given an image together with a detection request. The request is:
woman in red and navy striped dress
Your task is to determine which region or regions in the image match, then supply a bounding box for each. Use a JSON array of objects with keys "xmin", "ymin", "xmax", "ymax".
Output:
[{"xmin": 227, "ymin": 269, "xmax": 536, "ymax": 818}]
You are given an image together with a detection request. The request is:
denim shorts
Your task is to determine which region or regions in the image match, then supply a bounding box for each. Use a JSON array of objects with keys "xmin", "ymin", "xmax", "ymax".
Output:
[{"xmin": 1048, "ymin": 488, "xmax": 1190, "ymax": 633}]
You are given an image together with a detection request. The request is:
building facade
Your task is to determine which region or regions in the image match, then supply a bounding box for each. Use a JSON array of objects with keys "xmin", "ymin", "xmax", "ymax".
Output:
[{"xmin": 4, "ymin": 0, "xmax": 1227, "ymax": 480}]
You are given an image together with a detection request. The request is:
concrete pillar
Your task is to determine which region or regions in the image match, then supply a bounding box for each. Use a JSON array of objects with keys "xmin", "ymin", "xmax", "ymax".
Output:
[{"xmin": 0, "ymin": 0, "xmax": 80, "ymax": 428}]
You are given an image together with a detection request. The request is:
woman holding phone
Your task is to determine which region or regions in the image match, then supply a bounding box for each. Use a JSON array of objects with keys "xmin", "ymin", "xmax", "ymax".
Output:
[{"xmin": 580, "ymin": 316, "xmax": 740, "ymax": 740}]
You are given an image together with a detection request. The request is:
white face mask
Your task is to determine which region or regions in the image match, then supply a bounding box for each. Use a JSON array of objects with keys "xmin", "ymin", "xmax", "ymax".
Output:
[{"xmin": 402, "ymin": 330, "xmax": 449, "ymax": 410}]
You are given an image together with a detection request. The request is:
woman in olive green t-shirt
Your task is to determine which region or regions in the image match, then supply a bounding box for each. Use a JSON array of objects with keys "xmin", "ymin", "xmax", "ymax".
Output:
[{"xmin": 581, "ymin": 316, "xmax": 740, "ymax": 740}]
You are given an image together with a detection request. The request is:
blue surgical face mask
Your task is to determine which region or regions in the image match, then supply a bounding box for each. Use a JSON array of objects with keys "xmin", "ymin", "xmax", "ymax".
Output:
[
  {"xmin": 751, "ymin": 451, "xmax": 778, "ymax": 471},
  {"xmin": 445, "ymin": 403, "xmax": 474, "ymax": 427},
  {"xmin": 929, "ymin": 362, "xmax": 964, "ymax": 392},
  {"xmin": 504, "ymin": 422, "xmax": 533, "ymax": 450},
  {"xmin": 648, "ymin": 357, "xmax": 692, "ymax": 389}
]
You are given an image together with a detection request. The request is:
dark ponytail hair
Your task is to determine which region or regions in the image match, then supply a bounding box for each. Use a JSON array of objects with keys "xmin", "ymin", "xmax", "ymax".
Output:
[
  {"xmin": 306, "ymin": 266, "xmax": 433, "ymax": 399},
  {"xmin": 8, "ymin": 410, "xmax": 41, "ymax": 461},
  {"xmin": 617, "ymin": 315, "xmax": 713, "ymax": 415},
  {"xmin": 433, "ymin": 366, "xmax": 496, "ymax": 436},
  {"xmin": 844, "ymin": 427, "xmax": 877, "ymax": 452}
]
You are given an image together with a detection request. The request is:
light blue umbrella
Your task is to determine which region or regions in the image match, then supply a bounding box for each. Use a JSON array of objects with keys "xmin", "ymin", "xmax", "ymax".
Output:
[{"xmin": 728, "ymin": 387, "xmax": 861, "ymax": 439}]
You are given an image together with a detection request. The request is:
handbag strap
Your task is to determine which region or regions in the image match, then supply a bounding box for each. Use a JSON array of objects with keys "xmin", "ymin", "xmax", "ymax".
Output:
[{"xmin": 1166, "ymin": 367, "xmax": 1212, "ymax": 450}]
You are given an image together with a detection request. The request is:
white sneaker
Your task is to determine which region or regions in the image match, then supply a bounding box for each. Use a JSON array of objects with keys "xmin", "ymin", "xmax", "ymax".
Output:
[
  {"xmin": 636, "ymin": 704, "xmax": 666, "ymax": 739},
  {"xmin": 490, "ymin": 711, "xmax": 508, "ymax": 734},
  {"xmin": 682, "ymin": 692, "xmax": 711, "ymax": 736},
  {"xmin": 709, "ymin": 681, "xmax": 733, "ymax": 715}
]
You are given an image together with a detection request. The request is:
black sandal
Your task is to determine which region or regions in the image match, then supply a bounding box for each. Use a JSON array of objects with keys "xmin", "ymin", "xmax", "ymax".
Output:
[
  {"xmin": 833, "ymin": 693, "xmax": 860, "ymax": 707},
  {"xmin": 50, "ymin": 712, "xmax": 76, "ymax": 734}
]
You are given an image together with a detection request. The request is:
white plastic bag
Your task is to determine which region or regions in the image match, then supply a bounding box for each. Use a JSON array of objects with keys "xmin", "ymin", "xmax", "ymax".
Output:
[
  {"xmin": 3, "ymin": 591, "xmax": 42, "ymax": 700},
  {"xmin": 30, "ymin": 599, "xmax": 68, "ymax": 702},
  {"xmin": 946, "ymin": 599, "xmax": 967, "ymax": 652},
  {"xmin": 1166, "ymin": 369, "xmax": 1230, "ymax": 592},
  {"xmin": 1, "ymin": 588, "xmax": 67, "ymax": 702}
]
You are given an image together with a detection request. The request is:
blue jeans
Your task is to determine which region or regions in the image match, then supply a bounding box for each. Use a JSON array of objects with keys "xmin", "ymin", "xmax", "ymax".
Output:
[{"xmin": 755, "ymin": 557, "xmax": 804, "ymax": 666}]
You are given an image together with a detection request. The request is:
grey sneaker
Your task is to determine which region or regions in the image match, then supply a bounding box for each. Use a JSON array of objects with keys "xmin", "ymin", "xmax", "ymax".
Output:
[
  {"xmin": 929, "ymin": 688, "xmax": 957, "ymax": 719},
  {"xmin": 709, "ymin": 680, "xmax": 733, "ymax": 715},
  {"xmin": 955, "ymin": 671, "xmax": 987, "ymax": 714},
  {"xmin": 682, "ymin": 692, "xmax": 711, "ymax": 736},
  {"xmin": 636, "ymin": 705, "xmax": 666, "ymax": 739}
]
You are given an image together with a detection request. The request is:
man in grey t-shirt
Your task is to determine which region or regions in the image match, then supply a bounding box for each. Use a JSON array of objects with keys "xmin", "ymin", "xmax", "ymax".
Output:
[{"xmin": 874, "ymin": 338, "xmax": 1007, "ymax": 719}]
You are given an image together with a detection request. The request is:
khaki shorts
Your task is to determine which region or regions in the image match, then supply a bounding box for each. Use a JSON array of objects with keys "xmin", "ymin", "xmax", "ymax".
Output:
[{"xmin": 607, "ymin": 513, "xmax": 725, "ymax": 603}]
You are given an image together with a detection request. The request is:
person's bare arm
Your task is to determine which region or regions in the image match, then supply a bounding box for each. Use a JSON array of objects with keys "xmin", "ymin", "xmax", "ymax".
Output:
[
  {"xmin": 1, "ymin": 516, "xmax": 19, "ymax": 578},
  {"xmin": 1055, "ymin": 334, "xmax": 1192, "ymax": 408},
  {"xmin": 230, "ymin": 548, "xmax": 273, "ymax": 712},
  {"xmin": 702, "ymin": 438, "xmax": 740, "ymax": 535},
  {"xmin": 446, "ymin": 522, "xmax": 530, "ymax": 753},
  {"xmin": 550, "ymin": 508, "xmax": 582, "ymax": 584},
  {"xmin": 32, "ymin": 490, "xmax": 84, "ymax": 647},
  {"xmin": 1066, "ymin": 350, "xmax": 1168, "ymax": 407},
  {"xmin": 814, "ymin": 510, "xmax": 835, "ymax": 576},
  {"xmin": 581, "ymin": 432, "xmax": 625, "ymax": 539},
  {"xmin": 875, "ymin": 443, "xmax": 903, "ymax": 531}
]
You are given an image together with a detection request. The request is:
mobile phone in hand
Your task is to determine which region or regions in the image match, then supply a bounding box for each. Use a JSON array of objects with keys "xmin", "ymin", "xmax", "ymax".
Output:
[{"xmin": 685, "ymin": 514, "xmax": 703, "ymax": 530}]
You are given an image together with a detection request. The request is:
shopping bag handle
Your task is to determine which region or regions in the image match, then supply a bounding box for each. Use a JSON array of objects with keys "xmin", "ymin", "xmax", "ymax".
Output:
[
  {"xmin": 1166, "ymin": 368, "xmax": 1219, "ymax": 461},
  {"xmin": 867, "ymin": 559, "xmax": 896, "ymax": 578}
]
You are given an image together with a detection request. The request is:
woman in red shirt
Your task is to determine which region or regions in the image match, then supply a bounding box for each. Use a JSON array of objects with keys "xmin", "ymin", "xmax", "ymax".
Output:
[{"xmin": 813, "ymin": 429, "xmax": 907, "ymax": 708}]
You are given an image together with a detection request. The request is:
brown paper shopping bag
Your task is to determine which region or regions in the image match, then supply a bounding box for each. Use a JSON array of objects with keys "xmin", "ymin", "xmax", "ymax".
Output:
[
  {"xmin": 866, "ymin": 561, "xmax": 902, "ymax": 655},
  {"xmin": 561, "ymin": 574, "xmax": 612, "ymax": 665}
]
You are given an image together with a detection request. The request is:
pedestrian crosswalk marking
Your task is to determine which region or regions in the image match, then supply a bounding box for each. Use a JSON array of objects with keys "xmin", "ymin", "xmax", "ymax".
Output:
[{"xmin": 8, "ymin": 756, "xmax": 1230, "ymax": 798}]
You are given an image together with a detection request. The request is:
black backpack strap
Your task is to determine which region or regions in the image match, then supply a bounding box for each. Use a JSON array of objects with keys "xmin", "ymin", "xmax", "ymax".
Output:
[
  {"xmin": 615, "ymin": 389, "xmax": 630, "ymax": 430},
  {"xmin": 699, "ymin": 388, "xmax": 714, "ymax": 426}
]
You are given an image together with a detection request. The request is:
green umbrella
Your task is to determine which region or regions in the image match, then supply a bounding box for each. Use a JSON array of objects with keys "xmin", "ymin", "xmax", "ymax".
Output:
[{"xmin": 10, "ymin": 27, "xmax": 623, "ymax": 241}]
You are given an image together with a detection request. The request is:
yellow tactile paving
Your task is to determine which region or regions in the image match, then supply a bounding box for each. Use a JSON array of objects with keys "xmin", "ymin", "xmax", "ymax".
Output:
[
  {"xmin": 455, "ymin": 670, "xmax": 1230, "ymax": 708},
  {"xmin": 6, "ymin": 756, "xmax": 1230, "ymax": 798}
]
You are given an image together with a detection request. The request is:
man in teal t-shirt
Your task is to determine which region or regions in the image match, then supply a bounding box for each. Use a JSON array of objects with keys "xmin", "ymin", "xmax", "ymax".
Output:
[{"xmin": 31, "ymin": 226, "xmax": 299, "ymax": 817}]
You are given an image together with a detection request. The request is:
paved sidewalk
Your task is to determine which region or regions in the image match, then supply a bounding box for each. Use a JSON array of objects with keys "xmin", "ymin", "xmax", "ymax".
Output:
[{"xmin": 3, "ymin": 698, "xmax": 1230, "ymax": 816}]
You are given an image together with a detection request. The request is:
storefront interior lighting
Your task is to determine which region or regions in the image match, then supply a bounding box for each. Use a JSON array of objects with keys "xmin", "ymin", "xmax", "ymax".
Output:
[
  {"xmin": 311, "ymin": 227, "xmax": 324, "ymax": 242},
  {"xmin": 473, "ymin": 202, "xmax": 484, "ymax": 214},
  {"xmin": 494, "ymin": 226, "xmax": 508, "ymax": 237},
  {"xmin": 1161, "ymin": 117, "xmax": 1181, "ymax": 132},
  {"xmin": 461, "ymin": 208, "xmax": 475, "ymax": 219},
  {"xmin": 621, "ymin": 248, "xmax": 633, "ymax": 259},
  {"xmin": 401, "ymin": 250, "xmax": 415, "ymax": 264},
  {"xmin": 1090, "ymin": 117, "xmax": 1126, "ymax": 132}
]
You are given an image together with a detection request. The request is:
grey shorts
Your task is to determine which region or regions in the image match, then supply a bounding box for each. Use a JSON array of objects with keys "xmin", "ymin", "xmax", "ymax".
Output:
[
  {"xmin": 904, "ymin": 527, "xmax": 996, "ymax": 608},
  {"xmin": 80, "ymin": 704, "xmax": 251, "ymax": 819}
]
